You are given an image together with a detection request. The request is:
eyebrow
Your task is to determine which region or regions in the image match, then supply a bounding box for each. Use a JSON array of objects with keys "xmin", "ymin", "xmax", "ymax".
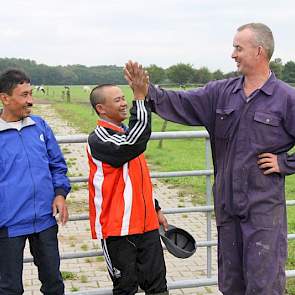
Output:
[
  {"xmin": 113, "ymin": 95, "xmax": 125, "ymax": 100},
  {"xmin": 20, "ymin": 90, "xmax": 33, "ymax": 95}
]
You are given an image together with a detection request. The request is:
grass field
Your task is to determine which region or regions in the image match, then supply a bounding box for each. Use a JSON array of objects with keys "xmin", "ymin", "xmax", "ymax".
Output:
[{"xmin": 34, "ymin": 84, "xmax": 295, "ymax": 293}]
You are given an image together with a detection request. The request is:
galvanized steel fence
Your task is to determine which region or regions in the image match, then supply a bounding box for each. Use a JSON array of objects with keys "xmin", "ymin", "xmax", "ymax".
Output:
[{"xmin": 23, "ymin": 131, "xmax": 295, "ymax": 294}]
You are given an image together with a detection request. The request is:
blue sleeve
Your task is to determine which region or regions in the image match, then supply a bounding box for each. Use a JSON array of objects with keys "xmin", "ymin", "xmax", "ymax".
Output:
[{"xmin": 43, "ymin": 120, "xmax": 71, "ymax": 197}]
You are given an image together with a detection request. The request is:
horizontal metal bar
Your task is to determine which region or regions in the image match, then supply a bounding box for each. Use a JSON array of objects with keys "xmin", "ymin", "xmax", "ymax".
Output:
[
  {"xmin": 25, "ymin": 232, "xmax": 295, "ymax": 263},
  {"xmin": 152, "ymin": 170, "xmax": 213, "ymax": 178},
  {"xmin": 163, "ymin": 205, "xmax": 214, "ymax": 214},
  {"xmin": 24, "ymin": 238, "xmax": 217, "ymax": 263},
  {"xmin": 66, "ymin": 277, "xmax": 218, "ymax": 294},
  {"xmin": 24, "ymin": 250, "xmax": 103, "ymax": 263},
  {"xmin": 69, "ymin": 170, "xmax": 214, "ymax": 183},
  {"xmin": 150, "ymin": 130, "xmax": 209, "ymax": 140},
  {"xmin": 63, "ymin": 272, "xmax": 295, "ymax": 295},
  {"xmin": 68, "ymin": 200, "xmax": 295, "ymax": 222},
  {"xmin": 287, "ymin": 200, "xmax": 295, "ymax": 206},
  {"xmin": 68, "ymin": 206, "xmax": 215, "ymax": 222},
  {"xmin": 57, "ymin": 131, "xmax": 210, "ymax": 144},
  {"xmin": 288, "ymin": 234, "xmax": 295, "ymax": 240}
]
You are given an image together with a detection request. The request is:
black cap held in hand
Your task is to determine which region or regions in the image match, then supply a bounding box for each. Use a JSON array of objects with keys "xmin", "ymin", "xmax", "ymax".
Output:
[{"xmin": 159, "ymin": 224, "xmax": 197, "ymax": 259}]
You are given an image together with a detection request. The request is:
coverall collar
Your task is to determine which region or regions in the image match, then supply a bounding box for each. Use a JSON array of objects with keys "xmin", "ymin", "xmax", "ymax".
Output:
[{"xmin": 232, "ymin": 72, "xmax": 277, "ymax": 96}]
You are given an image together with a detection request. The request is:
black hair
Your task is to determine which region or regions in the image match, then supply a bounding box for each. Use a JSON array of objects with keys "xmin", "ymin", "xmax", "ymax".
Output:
[
  {"xmin": 0, "ymin": 69, "xmax": 31, "ymax": 95},
  {"xmin": 89, "ymin": 83, "xmax": 116, "ymax": 115}
]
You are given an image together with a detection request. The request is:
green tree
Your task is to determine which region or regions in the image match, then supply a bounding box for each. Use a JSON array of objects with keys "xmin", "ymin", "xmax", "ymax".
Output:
[
  {"xmin": 166, "ymin": 63, "xmax": 194, "ymax": 84},
  {"xmin": 194, "ymin": 67, "xmax": 212, "ymax": 83},
  {"xmin": 0, "ymin": 58, "xmax": 127, "ymax": 85},
  {"xmin": 270, "ymin": 58, "xmax": 283, "ymax": 79},
  {"xmin": 212, "ymin": 69, "xmax": 224, "ymax": 80},
  {"xmin": 146, "ymin": 64, "xmax": 166, "ymax": 84},
  {"xmin": 283, "ymin": 61, "xmax": 295, "ymax": 83},
  {"xmin": 224, "ymin": 71, "xmax": 240, "ymax": 79}
]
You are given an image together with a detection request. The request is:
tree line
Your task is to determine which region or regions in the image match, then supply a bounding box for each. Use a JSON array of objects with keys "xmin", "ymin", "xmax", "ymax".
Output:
[{"xmin": 0, "ymin": 57, "xmax": 294, "ymax": 85}]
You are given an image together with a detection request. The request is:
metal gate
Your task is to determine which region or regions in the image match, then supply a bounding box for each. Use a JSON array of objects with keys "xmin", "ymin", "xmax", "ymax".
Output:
[{"xmin": 23, "ymin": 131, "xmax": 295, "ymax": 294}]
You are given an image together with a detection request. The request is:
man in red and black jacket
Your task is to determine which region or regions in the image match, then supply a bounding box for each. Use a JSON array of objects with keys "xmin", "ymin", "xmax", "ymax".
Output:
[{"xmin": 87, "ymin": 69, "xmax": 168, "ymax": 295}]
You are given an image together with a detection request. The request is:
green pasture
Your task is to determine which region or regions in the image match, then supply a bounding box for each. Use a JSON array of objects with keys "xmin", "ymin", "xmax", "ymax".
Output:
[{"xmin": 34, "ymin": 85, "xmax": 295, "ymax": 293}]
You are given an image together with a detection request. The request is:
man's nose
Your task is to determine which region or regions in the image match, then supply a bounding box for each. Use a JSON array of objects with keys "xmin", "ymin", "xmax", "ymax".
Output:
[
  {"xmin": 231, "ymin": 50, "xmax": 237, "ymax": 59},
  {"xmin": 27, "ymin": 94, "xmax": 33, "ymax": 104}
]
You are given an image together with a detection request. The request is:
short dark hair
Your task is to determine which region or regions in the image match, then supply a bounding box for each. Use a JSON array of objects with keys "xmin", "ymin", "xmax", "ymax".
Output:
[
  {"xmin": 89, "ymin": 83, "xmax": 116, "ymax": 115},
  {"xmin": 0, "ymin": 69, "xmax": 31, "ymax": 95}
]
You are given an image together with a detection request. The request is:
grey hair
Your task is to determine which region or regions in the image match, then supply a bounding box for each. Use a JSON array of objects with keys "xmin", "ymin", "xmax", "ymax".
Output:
[{"xmin": 237, "ymin": 23, "xmax": 274, "ymax": 60}]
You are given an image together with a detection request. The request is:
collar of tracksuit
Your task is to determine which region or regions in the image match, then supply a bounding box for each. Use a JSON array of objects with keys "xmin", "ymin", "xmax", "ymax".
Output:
[
  {"xmin": 97, "ymin": 119, "xmax": 128, "ymax": 133},
  {"xmin": 0, "ymin": 116, "xmax": 35, "ymax": 132}
]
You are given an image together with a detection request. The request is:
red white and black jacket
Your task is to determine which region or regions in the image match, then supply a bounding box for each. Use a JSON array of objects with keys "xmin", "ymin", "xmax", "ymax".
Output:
[{"xmin": 87, "ymin": 100, "xmax": 160, "ymax": 239}]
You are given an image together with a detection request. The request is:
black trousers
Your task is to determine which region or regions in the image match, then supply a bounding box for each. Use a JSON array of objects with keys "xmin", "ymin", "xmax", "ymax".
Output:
[
  {"xmin": 0, "ymin": 225, "xmax": 64, "ymax": 295},
  {"xmin": 102, "ymin": 229, "xmax": 168, "ymax": 295}
]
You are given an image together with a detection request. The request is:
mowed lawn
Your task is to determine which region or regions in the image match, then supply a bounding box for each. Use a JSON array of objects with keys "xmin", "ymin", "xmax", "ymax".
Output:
[{"xmin": 34, "ymin": 84, "xmax": 295, "ymax": 293}]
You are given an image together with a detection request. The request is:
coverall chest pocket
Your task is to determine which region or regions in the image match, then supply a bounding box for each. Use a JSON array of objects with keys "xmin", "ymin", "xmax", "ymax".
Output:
[
  {"xmin": 251, "ymin": 112, "xmax": 282, "ymax": 148},
  {"xmin": 215, "ymin": 108, "xmax": 235, "ymax": 139}
]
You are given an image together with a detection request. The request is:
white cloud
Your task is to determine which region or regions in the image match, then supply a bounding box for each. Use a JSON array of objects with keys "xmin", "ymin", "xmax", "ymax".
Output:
[{"xmin": 1, "ymin": 0, "xmax": 295, "ymax": 72}]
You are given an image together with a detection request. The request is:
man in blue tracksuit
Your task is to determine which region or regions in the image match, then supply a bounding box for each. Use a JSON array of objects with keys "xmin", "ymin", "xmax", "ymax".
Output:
[{"xmin": 0, "ymin": 69, "xmax": 71, "ymax": 295}]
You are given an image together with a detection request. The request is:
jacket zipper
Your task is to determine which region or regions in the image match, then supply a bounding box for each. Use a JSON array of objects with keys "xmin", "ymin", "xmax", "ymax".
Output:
[
  {"xmin": 138, "ymin": 157, "xmax": 146, "ymax": 232},
  {"xmin": 19, "ymin": 131, "xmax": 37, "ymax": 231}
]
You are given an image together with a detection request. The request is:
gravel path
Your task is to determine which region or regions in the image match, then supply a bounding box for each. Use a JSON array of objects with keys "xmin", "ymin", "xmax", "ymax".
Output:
[{"xmin": 23, "ymin": 103, "xmax": 221, "ymax": 295}]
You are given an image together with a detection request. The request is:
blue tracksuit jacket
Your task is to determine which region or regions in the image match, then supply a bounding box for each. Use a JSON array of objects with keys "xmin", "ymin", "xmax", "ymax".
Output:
[{"xmin": 0, "ymin": 115, "xmax": 71, "ymax": 238}]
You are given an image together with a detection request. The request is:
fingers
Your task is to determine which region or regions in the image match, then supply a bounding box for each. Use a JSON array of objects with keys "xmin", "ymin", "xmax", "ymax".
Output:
[
  {"xmin": 54, "ymin": 204, "xmax": 68, "ymax": 226},
  {"xmin": 124, "ymin": 60, "xmax": 149, "ymax": 99},
  {"xmin": 258, "ymin": 162, "xmax": 273, "ymax": 169},
  {"xmin": 125, "ymin": 60, "xmax": 135, "ymax": 77},
  {"xmin": 257, "ymin": 153, "xmax": 273, "ymax": 159},
  {"xmin": 123, "ymin": 67, "xmax": 133, "ymax": 83},
  {"xmin": 52, "ymin": 196, "xmax": 68, "ymax": 226},
  {"xmin": 60, "ymin": 205, "xmax": 69, "ymax": 225},
  {"xmin": 157, "ymin": 210, "xmax": 169, "ymax": 231},
  {"xmin": 162, "ymin": 218, "xmax": 169, "ymax": 231},
  {"xmin": 257, "ymin": 153, "xmax": 280, "ymax": 174},
  {"xmin": 124, "ymin": 60, "xmax": 147, "ymax": 80},
  {"xmin": 263, "ymin": 167, "xmax": 276, "ymax": 175},
  {"xmin": 144, "ymin": 70, "xmax": 150, "ymax": 84},
  {"xmin": 52, "ymin": 204, "xmax": 57, "ymax": 217}
]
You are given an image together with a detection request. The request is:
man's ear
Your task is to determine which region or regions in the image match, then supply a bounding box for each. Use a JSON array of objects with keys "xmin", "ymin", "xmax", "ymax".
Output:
[
  {"xmin": 0, "ymin": 93, "xmax": 9, "ymax": 105},
  {"xmin": 257, "ymin": 46, "xmax": 264, "ymax": 58},
  {"xmin": 96, "ymin": 104, "xmax": 105, "ymax": 115}
]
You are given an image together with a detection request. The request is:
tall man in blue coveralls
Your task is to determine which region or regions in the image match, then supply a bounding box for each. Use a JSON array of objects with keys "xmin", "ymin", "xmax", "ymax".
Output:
[
  {"xmin": 0, "ymin": 69, "xmax": 71, "ymax": 295},
  {"xmin": 125, "ymin": 23, "xmax": 295, "ymax": 295}
]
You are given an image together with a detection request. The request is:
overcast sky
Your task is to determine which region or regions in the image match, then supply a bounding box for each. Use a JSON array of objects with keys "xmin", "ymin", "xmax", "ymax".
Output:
[{"xmin": 1, "ymin": 0, "xmax": 294, "ymax": 72}]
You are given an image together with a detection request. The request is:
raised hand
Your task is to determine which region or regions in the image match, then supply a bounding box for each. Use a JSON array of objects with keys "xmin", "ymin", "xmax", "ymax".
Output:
[{"xmin": 124, "ymin": 60, "xmax": 149, "ymax": 99}]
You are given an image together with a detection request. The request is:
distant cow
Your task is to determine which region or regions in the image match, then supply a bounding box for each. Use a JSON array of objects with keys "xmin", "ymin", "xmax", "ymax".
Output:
[
  {"xmin": 82, "ymin": 86, "xmax": 91, "ymax": 93},
  {"xmin": 35, "ymin": 85, "xmax": 45, "ymax": 94}
]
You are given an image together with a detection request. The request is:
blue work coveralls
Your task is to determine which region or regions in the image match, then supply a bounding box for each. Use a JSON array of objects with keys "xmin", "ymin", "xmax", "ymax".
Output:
[{"xmin": 147, "ymin": 73, "xmax": 295, "ymax": 295}]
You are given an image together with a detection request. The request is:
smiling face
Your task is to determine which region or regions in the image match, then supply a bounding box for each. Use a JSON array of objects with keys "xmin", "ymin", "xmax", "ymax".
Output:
[
  {"xmin": 96, "ymin": 86, "xmax": 128, "ymax": 125},
  {"xmin": 0, "ymin": 82, "xmax": 33, "ymax": 122},
  {"xmin": 231, "ymin": 28, "xmax": 261, "ymax": 75}
]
